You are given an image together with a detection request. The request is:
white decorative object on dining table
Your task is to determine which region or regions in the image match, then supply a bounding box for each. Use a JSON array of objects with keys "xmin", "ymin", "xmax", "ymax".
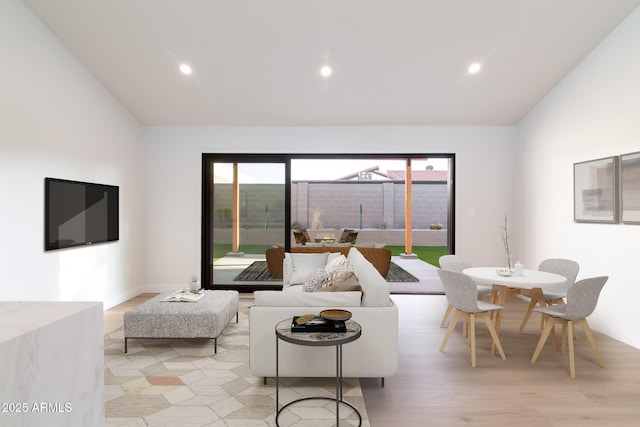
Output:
[{"xmin": 514, "ymin": 261, "xmax": 524, "ymax": 277}]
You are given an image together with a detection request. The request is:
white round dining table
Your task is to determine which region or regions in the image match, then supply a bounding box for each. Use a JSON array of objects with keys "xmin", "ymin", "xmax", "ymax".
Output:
[
  {"xmin": 463, "ymin": 267, "xmax": 567, "ymax": 290},
  {"xmin": 462, "ymin": 267, "xmax": 567, "ymax": 355}
]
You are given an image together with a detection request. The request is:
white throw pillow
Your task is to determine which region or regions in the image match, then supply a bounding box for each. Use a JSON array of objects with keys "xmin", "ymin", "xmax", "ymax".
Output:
[
  {"xmin": 285, "ymin": 252, "xmax": 330, "ymax": 286},
  {"xmin": 283, "ymin": 252, "xmax": 339, "ymax": 288},
  {"xmin": 303, "ymin": 269, "xmax": 328, "ymax": 292},
  {"xmin": 324, "ymin": 254, "xmax": 353, "ymax": 275},
  {"xmin": 348, "ymin": 247, "xmax": 391, "ymax": 306},
  {"xmin": 318, "ymin": 269, "xmax": 362, "ymax": 292}
]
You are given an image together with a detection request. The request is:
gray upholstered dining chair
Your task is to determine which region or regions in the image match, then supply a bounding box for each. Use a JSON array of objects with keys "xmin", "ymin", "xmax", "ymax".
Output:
[
  {"xmin": 518, "ymin": 258, "xmax": 580, "ymax": 333},
  {"xmin": 439, "ymin": 255, "xmax": 492, "ymax": 327},
  {"xmin": 437, "ymin": 269, "xmax": 507, "ymax": 367},
  {"xmin": 530, "ymin": 276, "xmax": 608, "ymax": 378}
]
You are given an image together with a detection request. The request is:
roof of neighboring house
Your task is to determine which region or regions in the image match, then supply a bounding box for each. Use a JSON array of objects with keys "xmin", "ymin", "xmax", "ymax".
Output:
[
  {"xmin": 386, "ymin": 170, "xmax": 448, "ymax": 181},
  {"xmin": 336, "ymin": 166, "xmax": 390, "ymax": 181},
  {"xmin": 337, "ymin": 166, "xmax": 448, "ymax": 181}
]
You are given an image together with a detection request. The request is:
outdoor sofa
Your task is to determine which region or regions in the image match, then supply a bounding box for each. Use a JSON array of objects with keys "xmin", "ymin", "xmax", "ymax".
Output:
[{"xmin": 265, "ymin": 246, "xmax": 392, "ymax": 279}]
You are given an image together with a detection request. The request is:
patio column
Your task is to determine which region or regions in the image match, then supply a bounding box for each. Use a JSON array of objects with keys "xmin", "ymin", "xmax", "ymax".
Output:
[
  {"xmin": 403, "ymin": 159, "xmax": 414, "ymax": 256},
  {"xmin": 232, "ymin": 163, "xmax": 240, "ymax": 253}
]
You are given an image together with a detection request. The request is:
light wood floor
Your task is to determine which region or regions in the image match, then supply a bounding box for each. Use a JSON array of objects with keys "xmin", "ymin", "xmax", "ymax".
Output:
[{"xmin": 105, "ymin": 293, "xmax": 640, "ymax": 426}]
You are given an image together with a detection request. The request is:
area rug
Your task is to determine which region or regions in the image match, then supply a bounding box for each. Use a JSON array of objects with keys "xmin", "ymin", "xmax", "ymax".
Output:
[
  {"xmin": 234, "ymin": 260, "xmax": 418, "ymax": 283},
  {"xmin": 385, "ymin": 262, "xmax": 419, "ymax": 282},
  {"xmin": 232, "ymin": 261, "xmax": 280, "ymax": 281},
  {"xmin": 104, "ymin": 300, "xmax": 369, "ymax": 426}
]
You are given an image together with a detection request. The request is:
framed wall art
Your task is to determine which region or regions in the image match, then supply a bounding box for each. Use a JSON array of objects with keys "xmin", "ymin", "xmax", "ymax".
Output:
[
  {"xmin": 620, "ymin": 151, "xmax": 640, "ymax": 224},
  {"xmin": 573, "ymin": 156, "xmax": 619, "ymax": 223}
]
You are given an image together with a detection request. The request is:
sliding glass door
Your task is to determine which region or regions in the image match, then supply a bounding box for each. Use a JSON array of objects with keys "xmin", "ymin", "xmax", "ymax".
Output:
[
  {"xmin": 202, "ymin": 153, "xmax": 454, "ymax": 291},
  {"xmin": 202, "ymin": 155, "xmax": 288, "ymax": 290}
]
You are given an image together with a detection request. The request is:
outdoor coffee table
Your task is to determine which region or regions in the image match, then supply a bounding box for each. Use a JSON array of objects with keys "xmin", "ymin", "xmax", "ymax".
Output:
[
  {"xmin": 274, "ymin": 318, "xmax": 362, "ymax": 427},
  {"xmin": 123, "ymin": 289, "xmax": 239, "ymax": 354}
]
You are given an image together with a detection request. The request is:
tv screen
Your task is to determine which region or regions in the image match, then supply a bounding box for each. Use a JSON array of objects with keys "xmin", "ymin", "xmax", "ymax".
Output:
[{"xmin": 45, "ymin": 178, "xmax": 119, "ymax": 251}]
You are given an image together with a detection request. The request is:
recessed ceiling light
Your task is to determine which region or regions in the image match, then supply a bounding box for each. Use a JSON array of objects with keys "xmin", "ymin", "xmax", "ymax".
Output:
[
  {"xmin": 320, "ymin": 65, "xmax": 332, "ymax": 77},
  {"xmin": 468, "ymin": 63, "xmax": 481, "ymax": 74},
  {"xmin": 179, "ymin": 64, "xmax": 192, "ymax": 75}
]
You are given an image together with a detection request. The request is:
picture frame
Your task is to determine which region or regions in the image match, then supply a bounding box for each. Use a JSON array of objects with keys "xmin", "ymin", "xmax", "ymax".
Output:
[
  {"xmin": 573, "ymin": 156, "xmax": 619, "ymax": 223},
  {"xmin": 620, "ymin": 151, "xmax": 640, "ymax": 224}
]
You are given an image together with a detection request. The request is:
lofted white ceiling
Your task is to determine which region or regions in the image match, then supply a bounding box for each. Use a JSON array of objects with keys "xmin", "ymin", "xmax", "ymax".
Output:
[{"xmin": 22, "ymin": 0, "xmax": 640, "ymax": 126}]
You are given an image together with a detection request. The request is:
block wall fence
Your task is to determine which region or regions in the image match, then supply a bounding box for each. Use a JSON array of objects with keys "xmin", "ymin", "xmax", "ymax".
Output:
[{"xmin": 213, "ymin": 181, "xmax": 448, "ymax": 231}]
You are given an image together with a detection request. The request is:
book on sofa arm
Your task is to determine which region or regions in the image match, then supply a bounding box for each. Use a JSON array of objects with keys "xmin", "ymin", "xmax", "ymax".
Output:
[
  {"xmin": 291, "ymin": 316, "xmax": 346, "ymax": 333},
  {"xmin": 161, "ymin": 289, "xmax": 204, "ymax": 302}
]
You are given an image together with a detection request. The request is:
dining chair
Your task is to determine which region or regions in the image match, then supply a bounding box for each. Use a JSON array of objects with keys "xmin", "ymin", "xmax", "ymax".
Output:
[
  {"xmin": 438, "ymin": 255, "xmax": 492, "ymax": 328},
  {"xmin": 437, "ymin": 269, "xmax": 507, "ymax": 367},
  {"xmin": 530, "ymin": 276, "xmax": 608, "ymax": 378},
  {"xmin": 518, "ymin": 258, "xmax": 579, "ymax": 333}
]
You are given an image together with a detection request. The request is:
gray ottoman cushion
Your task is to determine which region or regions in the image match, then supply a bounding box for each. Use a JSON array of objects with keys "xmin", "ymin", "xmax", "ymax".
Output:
[{"xmin": 124, "ymin": 290, "xmax": 239, "ymax": 347}]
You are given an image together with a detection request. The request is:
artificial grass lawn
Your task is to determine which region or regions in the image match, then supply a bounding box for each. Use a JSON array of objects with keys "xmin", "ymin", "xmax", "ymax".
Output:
[
  {"xmin": 384, "ymin": 246, "xmax": 447, "ymax": 267},
  {"xmin": 214, "ymin": 243, "xmax": 447, "ymax": 267}
]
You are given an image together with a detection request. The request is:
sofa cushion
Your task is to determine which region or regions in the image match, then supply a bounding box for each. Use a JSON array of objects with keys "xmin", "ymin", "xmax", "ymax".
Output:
[
  {"xmin": 283, "ymin": 252, "xmax": 330, "ymax": 288},
  {"xmin": 348, "ymin": 247, "xmax": 391, "ymax": 307},
  {"xmin": 254, "ymin": 288, "xmax": 362, "ymax": 306}
]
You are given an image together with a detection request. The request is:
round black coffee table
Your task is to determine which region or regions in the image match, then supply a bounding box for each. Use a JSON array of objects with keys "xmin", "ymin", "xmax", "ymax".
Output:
[{"xmin": 275, "ymin": 318, "xmax": 362, "ymax": 426}]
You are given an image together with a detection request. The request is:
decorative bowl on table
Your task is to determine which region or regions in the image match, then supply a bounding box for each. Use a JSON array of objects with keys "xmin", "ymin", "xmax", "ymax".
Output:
[
  {"xmin": 320, "ymin": 309, "xmax": 352, "ymax": 321},
  {"xmin": 496, "ymin": 268, "xmax": 514, "ymax": 277}
]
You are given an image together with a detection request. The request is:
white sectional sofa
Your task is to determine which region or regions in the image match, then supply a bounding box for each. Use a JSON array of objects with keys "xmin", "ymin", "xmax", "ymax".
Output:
[{"xmin": 249, "ymin": 247, "xmax": 398, "ymax": 385}]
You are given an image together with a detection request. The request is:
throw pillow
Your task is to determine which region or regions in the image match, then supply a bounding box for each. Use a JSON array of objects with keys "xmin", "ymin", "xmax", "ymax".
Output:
[
  {"xmin": 324, "ymin": 254, "xmax": 353, "ymax": 275},
  {"xmin": 317, "ymin": 269, "xmax": 362, "ymax": 292},
  {"xmin": 287, "ymin": 252, "xmax": 330, "ymax": 285},
  {"xmin": 303, "ymin": 269, "xmax": 328, "ymax": 292}
]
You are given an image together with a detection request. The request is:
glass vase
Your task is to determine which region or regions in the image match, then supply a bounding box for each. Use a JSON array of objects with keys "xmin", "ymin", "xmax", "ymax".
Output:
[{"xmin": 505, "ymin": 253, "xmax": 513, "ymax": 271}]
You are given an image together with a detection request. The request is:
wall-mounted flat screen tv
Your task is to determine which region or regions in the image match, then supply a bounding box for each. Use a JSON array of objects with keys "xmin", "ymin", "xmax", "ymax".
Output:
[{"xmin": 45, "ymin": 178, "xmax": 119, "ymax": 251}]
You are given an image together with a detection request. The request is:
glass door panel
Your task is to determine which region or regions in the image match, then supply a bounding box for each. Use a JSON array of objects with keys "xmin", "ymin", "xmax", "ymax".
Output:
[
  {"xmin": 290, "ymin": 157, "xmax": 451, "ymax": 266},
  {"xmin": 209, "ymin": 161, "xmax": 286, "ymax": 288}
]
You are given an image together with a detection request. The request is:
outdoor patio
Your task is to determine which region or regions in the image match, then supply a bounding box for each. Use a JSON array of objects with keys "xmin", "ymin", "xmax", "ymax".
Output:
[{"xmin": 212, "ymin": 253, "xmax": 444, "ymax": 294}]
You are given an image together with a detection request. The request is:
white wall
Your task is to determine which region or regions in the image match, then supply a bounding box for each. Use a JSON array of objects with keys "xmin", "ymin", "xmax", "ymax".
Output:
[
  {"xmin": 0, "ymin": 0, "xmax": 144, "ymax": 309},
  {"xmin": 143, "ymin": 126, "xmax": 516, "ymax": 291},
  {"xmin": 515, "ymin": 8, "xmax": 640, "ymax": 348}
]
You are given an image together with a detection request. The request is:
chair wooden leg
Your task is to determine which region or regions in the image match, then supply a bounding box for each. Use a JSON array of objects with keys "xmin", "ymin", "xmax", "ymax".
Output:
[
  {"xmin": 440, "ymin": 310, "xmax": 461, "ymax": 352},
  {"xmin": 469, "ymin": 313, "xmax": 476, "ymax": 367},
  {"xmin": 483, "ymin": 312, "xmax": 506, "ymax": 360},
  {"xmin": 440, "ymin": 304, "xmax": 453, "ymax": 328},
  {"xmin": 531, "ymin": 317, "xmax": 556, "ymax": 363},
  {"xmin": 560, "ymin": 322, "xmax": 568, "ymax": 355},
  {"xmin": 489, "ymin": 285, "xmax": 499, "ymax": 320},
  {"xmin": 580, "ymin": 318, "xmax": 606, "ymax": 368},
  {"xmin": 463, "ymin": 316, "xmax": 468, "ymax": 338},
  {"xmin": 567, "ymin": 320, "xmax": 575, "ymax": 378},
  {"xmin": 518, "ymin": 298, "xmax": 537, "ymax": 333},
  {"xmin": 549, "ymin": 317, "xmax": 560, "ymax": 352}
]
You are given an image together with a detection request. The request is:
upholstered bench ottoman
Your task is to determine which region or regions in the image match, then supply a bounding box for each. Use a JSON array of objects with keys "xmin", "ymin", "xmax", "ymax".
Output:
[{"xmin": 124, "ymin": 290, "xmax": 239, "ymax": 354}]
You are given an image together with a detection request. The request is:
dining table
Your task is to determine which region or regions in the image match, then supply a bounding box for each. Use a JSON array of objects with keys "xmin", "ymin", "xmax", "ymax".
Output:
[{"xmin": 462, "ymin": 267, "xmax": 567, "ymax": 355}]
